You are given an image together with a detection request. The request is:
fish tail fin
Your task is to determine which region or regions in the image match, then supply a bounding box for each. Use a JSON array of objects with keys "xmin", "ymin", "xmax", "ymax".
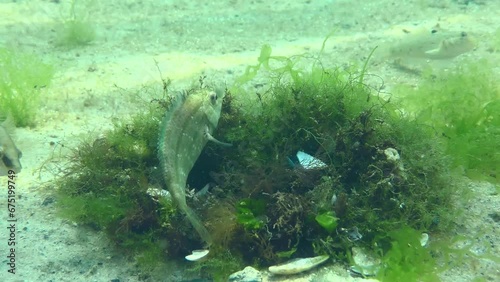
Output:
[{"xmin": 184, "ymin": 205, "xmax": 212, "ymax": 247}]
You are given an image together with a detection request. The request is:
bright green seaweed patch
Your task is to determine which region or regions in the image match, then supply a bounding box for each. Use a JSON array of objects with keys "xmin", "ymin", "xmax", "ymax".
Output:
[
  {"xmin": 395, "ymin": 60, "xmax": 500, "ymax": 182},
  {"xmin": 0, "ymin": 47, "xmax": 54, "ymax": 126},
  {"xmin": 236, "ymin": 199, "xmax": 266, "ymax": 231},
  {"xmin": 375, "ymin": 227, "xmax": 439, "ymax": 282},
  {"xmin": 315, "ymin": 211, "xmax": 338, "ymax": 233}
]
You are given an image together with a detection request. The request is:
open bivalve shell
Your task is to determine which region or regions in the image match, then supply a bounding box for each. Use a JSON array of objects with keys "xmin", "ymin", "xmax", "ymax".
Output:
[
  {"xmin": 268, "ymin": 255, "xmax": 329, "ymax": 275},
  {"xmin": 185, "ymin": 249, "xmax": 209, "ymax": 261}
]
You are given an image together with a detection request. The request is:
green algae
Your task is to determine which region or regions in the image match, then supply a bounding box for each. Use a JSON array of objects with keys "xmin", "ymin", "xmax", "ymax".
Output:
[
  {"xmin": 52, "ymin": 44, "xmax": 469, "ymax": 280},
  {"xmin": 394, "ymin": 60, "xmax": 500, "ymax": 183},
  {"xmin": 0, "ymin": 47, "xmax": 54, "ymax": 127},
  {"xmin": 375, "ymin": 227, "xmax": 440, "ymax": 282},
  {"xmin": 55, "ymin": 0, "xmax": 96, "ymax": 47},
  {"xmin": 315, "ymin": 211, "xmax": 338, "ymax": 233}
]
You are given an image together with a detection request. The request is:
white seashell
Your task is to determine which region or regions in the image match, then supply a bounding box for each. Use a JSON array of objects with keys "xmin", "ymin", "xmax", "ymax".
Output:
[
  {"xmin": 384, "ymin": 148, "xmax": 400, "ymax": 162},
  {"xmin": 146, "ymin": 187, "xmax": 170, "ymax": 198},
  {"xmin": 185, "ymin": 249, "xmax": 209, "ymax": 261},
  {"xmin": 331, "ymin": 193, "xmax": 337, "ymax": 206},
  {"xmin": 268, "ymin": 255, "xmax": 329, "ymax": 275},
  {"xmin": 297, "ymin": 151, "xmax": 327, "ymax": 170},
  {"xmin": 420, "ymin": 233, "xmax": 429, "ymax": 247}
]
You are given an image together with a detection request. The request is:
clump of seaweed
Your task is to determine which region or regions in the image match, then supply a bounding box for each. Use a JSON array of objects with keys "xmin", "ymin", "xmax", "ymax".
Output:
[
  {"xmin": 0, "ymin": 47, "xmax": 54, "ymax": 126},
  {"xmin": 53, "ymin": 44, "xmax": 464, "ymax": 280},
  {"xmin": 54, "ymin": 82, "xmax": 198, "ymax": 268},
  {"xmin": 209, "ymin": 45, "xmax": 460, "ymax": 274},
  {"xmin": 54, "ymin": 0, "xmax": 96, "ymax": 47}
]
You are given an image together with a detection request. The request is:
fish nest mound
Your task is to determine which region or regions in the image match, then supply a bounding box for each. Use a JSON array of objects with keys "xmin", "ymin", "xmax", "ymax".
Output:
[{"xmin": 206, "ymin": 65, "xmax": 458, "ymax": 266}]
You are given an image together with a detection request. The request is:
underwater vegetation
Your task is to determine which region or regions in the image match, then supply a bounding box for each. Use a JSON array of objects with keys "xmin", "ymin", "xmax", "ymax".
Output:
[
  {"xmin": 54, "ymin": 0, "xmax": 96, "ymax": 47},
  {"xmin": 373, "ymin": 226, "xmax": 440, "ymax": 281},
  {"xmin": 0, "ymin": 47, "xmax": 54, "ymax": 127},
  {"xmin": 55, "ymin": 97, "xmax": 172, "ymax": 263},
  {"xmin": 395, "ymin": 60, "xmax": 500, "ymax": 183},
  {"xmin": 54, "ymin": 45, "xmax": 465, "ymax": 281}
]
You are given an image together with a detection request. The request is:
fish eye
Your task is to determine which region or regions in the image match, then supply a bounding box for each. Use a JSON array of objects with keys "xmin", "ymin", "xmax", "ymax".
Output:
[
  {"xmin": 209, "ymin": 92, "xmax": 217, "ymax": 104},
  {"xmin": 2, "ymin": 155, "xmax": 13, "ymax": 167}
]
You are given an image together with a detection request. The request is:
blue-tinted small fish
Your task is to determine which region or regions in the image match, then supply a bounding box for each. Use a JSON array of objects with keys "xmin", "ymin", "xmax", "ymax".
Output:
[{"xmin": 0, "ymin": 118, "xmax": 22, "ymax": 176}]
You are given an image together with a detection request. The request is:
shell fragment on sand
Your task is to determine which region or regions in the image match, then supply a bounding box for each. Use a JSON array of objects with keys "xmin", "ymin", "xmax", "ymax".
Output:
[
  {"xmin": 268, "ymin": 255, "xmax": 329, "ymax": 275},
  {"xmin": 420, "ymin": 233, "xmax": 429, "ymax": 247},
  {"xmin": 185, "ymin": 249, "xmax": 209, "ymax": 261}
]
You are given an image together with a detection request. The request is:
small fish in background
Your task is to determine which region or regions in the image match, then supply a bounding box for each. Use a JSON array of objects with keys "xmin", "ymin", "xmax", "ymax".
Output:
[
  {"xmin": 0, "ymin": 117, "xmax": 22, "ymax": 176},
  {"xmin": 385, "ymin": 24, "xmax": 476, "ymax": 60}
]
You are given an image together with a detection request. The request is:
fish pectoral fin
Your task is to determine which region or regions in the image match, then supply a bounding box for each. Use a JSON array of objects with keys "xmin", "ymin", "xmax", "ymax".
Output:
[
  {"xmin": 204, "ymin": 127, "xmax": 232, "ymax": 147},
  {"xmin": 206, "ymin": 132, "xmax": 232, "ymax": 146},
  {"xmin": 424, "ymin": 48, "xmax": 439, "ymax": 56},
  {"xmin": 424, "ymin": 43, "xmax": 442, "ymax": 56}
]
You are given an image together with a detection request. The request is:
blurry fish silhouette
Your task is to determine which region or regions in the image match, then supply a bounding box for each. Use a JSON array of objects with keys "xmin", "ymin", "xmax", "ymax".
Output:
[
  {"xmin": 0, "ymin": 117, "xmax": 22, "ymax": 176},
  {"xmin": 386, "ymin": 24, "xmax": 476, "ymax": 60}
]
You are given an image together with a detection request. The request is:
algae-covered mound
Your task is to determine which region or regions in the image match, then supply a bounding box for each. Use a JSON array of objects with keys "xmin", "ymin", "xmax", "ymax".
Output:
[
  {"xmin": 54, "ymin": 47, "xmax": 460, "ymax": 280},
  {"xmin": 211, "ymin": 55, "xmax": 456, "ymax": 265}
]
